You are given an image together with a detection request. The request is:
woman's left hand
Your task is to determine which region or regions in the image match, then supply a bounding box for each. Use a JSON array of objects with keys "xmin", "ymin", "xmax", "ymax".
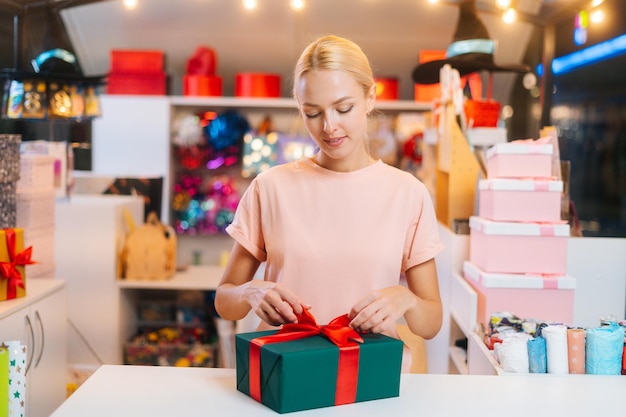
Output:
[{"xmin": 347, "ymin": 286, "xmax": 417, "ymax": 334}]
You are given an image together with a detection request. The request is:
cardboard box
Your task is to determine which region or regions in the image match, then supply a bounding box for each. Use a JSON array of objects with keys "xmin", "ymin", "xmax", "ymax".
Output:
[
  {"xmin": 110, "ymin": 50, "xmax": 164, "ymax": 73},
  {"xmin": 478, "ymin": 179, "xmax": 563, "ymax": 223},
  {"xmin": 463, "ymin": 261, "xmax": 575, "ymax": 327},
  {"xmin": 106, "ymin": 73, "xmax": 167, "ymax": 95},
  {"xmin": 486, "ymin": 143, "xmax": 553, "ymax": 179},
  {"xmin": 469, "ymin": 216, "xmax": 569, "ymax": 274},
  {"xmin": 236, "ymin": 329, "xmax": 403, "ymax": 413}
]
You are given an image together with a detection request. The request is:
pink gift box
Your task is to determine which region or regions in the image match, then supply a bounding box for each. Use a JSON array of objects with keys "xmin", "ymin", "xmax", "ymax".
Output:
[
  {"xmin": 486, "ymin": 143, "xmax": 553, "ymax": 179},
  {"xmin": 469, "ymin": 216, "xmax": 569, "ymax": 274},
  {"xmin": 463, "ymin": 261, "xmax": 575, "ymax": 327},
  {"xmin": 478, "ymin": 179, "xmax": 563, "ymax": 223}
]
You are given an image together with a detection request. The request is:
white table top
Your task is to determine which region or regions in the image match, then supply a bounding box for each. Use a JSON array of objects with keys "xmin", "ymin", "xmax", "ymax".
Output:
[{"xmin": 51, "ymin": 365, "xmax": 625, "ymax": 417}]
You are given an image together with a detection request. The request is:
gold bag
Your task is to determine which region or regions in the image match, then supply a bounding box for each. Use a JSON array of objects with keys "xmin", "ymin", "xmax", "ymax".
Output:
[{"xmin": 122, "ymin": 211, "xmax": 176, "ymax": 280}]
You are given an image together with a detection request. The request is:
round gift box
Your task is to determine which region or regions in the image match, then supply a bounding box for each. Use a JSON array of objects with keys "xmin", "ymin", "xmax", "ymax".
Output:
[
  {"xmin": 183, "ymin": 75, "xmax": 222, "ymax": 96},
  {"xmin": 235, "ymin": 73, "xmax": 281, "ymax": 98},
  {"xmin": 375, "ymin": 77, "xmax": 398, "ymax": 100}
]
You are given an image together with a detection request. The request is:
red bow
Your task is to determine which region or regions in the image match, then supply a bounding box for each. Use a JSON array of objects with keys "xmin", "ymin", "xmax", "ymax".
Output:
[
  {"xmin": 249, "ymin": 308, "xmax": 364, "ymax": 406},
  {"xmin": 0, "ymin": 229, "xmax": 35, "ymax": 299}
]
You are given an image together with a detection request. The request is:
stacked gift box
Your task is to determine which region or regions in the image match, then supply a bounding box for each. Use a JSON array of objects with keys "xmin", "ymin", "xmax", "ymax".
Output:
[
  {"xmin": 106, "ymin": 49, "xmax": 168, "ymax": 95},
  {"xmin": 464, "ymin": 140, "xmax": 575, "ymax": 331},
  {"xmin": 16, "ymin": 153, "xmax": 57, "ymax": 278},
  {"xmin": 0, "ymin": 135, "xmax": 21, "ymax": 229}
]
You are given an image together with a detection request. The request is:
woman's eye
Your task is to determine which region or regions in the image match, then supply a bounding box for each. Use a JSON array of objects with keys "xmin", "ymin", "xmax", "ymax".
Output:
[
  {"xmin": 337, "ymin": 106, "xmax": 353, "ymax": 114},
  {"xmin": 304, "ymin": 112, "xmax": 321, "ymax": 119}
]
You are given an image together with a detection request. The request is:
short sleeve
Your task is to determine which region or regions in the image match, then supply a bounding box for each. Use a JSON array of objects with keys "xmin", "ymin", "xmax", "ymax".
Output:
[
  {"xmin": 402, "ymin": 184, "xmax": 444, "ymax": 272},
  {"xmin": 225, "ymin": 179, "xmax": 268, "ymax": 262}
]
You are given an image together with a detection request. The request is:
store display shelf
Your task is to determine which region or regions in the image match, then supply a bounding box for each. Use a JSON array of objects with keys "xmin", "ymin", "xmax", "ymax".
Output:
[
  {"xmin": 469, "ymin": 332, "xmax": 510, "ymax": 376},
  {"xmin": 117, "ymin": 265, "xmax": 224, "ymax": 291},
  {"xmin": 449, "ymin": 345, "xmax": 468, "ymax": 375},
  {"xmin": 168, "ymin": 95, "xmax": 432, "ymax": 112}
]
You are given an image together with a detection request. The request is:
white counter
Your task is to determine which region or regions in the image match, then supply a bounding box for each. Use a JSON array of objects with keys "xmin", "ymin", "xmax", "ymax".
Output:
[{"xmin": 51, "ymin": 365, "xmax": 624, "ymax": 417}]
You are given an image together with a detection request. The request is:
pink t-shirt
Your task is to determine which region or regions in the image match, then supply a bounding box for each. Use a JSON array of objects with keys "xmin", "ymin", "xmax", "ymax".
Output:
[{"xmin": 226, "ymin": 157, "xmax": 444, "ymax": 327}]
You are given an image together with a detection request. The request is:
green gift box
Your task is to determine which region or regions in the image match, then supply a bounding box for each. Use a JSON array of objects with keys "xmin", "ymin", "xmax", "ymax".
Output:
[{"xmin": 236, "ymin": 329, "xmax": 403, "ymax": 414}]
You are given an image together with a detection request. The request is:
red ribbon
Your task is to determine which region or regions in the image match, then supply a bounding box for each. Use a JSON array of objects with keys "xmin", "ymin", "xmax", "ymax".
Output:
[
  {"xmin": 0, "ymin": 229, "xmax": 35, "ymax": 299},
  {"xmin": 249, "ymin": 308, "xmax": 364, "ymax": 406}
]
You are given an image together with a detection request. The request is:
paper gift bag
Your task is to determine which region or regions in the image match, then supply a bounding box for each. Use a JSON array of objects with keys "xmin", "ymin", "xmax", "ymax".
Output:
[
  {"xmin": 0, "ymin": 228, "xmax": 35, "ymax": 301},
  {"xmin": 4, "ymin": 341, "xmax": 26, "ymax": 417},
  {"xmin": 0, "ymin": 345, "xmax": 8, "ymax": 417}
]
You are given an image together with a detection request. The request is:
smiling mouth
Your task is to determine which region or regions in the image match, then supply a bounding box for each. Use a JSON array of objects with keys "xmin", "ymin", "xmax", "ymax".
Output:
[{"xmin": 325, "ymin": 136, "xmax": 345, "ymax": 146}]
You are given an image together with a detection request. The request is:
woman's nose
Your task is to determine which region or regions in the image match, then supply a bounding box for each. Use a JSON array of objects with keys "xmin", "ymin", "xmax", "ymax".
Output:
[{"xmin": 323, "ymin": 114, "xmax": 336, "ymax": 133}]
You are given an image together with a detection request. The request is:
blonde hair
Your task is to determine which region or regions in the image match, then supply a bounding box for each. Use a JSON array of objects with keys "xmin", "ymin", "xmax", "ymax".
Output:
[{"xmin": 293, "ymin": 35, "xmax": 375, "ymax": 100}]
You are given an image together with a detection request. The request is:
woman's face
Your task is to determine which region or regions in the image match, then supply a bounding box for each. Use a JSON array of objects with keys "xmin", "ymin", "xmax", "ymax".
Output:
[{"xmin": 295, "ymin": 69, "xmax": 375, "ymax": 171}]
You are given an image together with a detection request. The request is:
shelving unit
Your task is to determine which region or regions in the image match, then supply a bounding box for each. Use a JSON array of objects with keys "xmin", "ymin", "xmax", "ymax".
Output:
[{"xmin": 91, "ymin": 94, "xmax": 434, "ymax": 264}]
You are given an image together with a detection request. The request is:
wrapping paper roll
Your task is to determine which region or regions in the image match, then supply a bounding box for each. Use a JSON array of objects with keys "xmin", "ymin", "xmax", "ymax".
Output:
[
  {"xmin": 622, "ymin": 341, "xmax": 626, "ymax": 376},
  {"xmin": 495, "ymin": 333, "xmax": 530, "ymax": 373},
  {"xmin": 527, "ymin": 336, "xmax": 547, "ymax": 373},
  {"xmin": 0, "ymin": 345, "xmax": 8, "ymax": 417},
  {"xmin": 543, "ymin": 325, "xmax": 569, "ymax": 374},
  {"xmin": 6, "ymin": 341, "xmax": 26, "ymax": 417},
  {"xmin": 567, "ymin": 328, "xmax": 586, "ymax": 374},
  {"xmin": 585, "ymin": 323, "xmax": 625, "ymax": 375}
]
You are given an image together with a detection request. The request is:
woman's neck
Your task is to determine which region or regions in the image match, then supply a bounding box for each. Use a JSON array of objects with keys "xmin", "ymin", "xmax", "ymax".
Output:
[{"xmin": 313, "ymin": 151, "xmax": 376, "ymax": 173}]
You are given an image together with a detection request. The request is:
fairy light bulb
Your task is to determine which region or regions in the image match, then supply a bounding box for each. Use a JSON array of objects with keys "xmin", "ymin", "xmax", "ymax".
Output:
[{"xmin": 590, "ymin": 9, "xmax": 605, "ymax": 24}]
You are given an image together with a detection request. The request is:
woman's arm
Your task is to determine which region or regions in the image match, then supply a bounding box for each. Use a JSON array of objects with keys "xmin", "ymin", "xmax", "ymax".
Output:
[
  {"xmin": 215, "ymin": 242, "xmax": 305, "ymax": 326},
  {"xmin": 348, "ymin": 258, "xmax": 442, "ymax": 339},
  {"xmin": 401, "ymin": 258, "xmax": 443, "ymax": 339}
]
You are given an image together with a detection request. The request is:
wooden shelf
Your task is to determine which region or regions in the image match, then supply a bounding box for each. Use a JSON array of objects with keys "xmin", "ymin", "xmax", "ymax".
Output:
[{"xmin": 117, "ymin": 265, "xmax": 224, "ymax": 291}]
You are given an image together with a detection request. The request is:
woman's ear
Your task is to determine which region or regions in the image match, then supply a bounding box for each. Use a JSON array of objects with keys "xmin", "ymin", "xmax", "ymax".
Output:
[{"xmin": 366, "ymin": 85, "xmax": 377, "ymax": 114}]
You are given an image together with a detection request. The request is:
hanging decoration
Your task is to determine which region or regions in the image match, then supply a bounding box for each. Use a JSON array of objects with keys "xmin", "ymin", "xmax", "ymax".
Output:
[{"xmin": 172, "ymin": 174, "xmax": 241, "ymax": 235}]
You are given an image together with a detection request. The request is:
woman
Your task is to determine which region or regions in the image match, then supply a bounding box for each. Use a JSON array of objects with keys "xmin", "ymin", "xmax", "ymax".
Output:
[{"xmin": 215, "ymin": 35, "xmax": 444, "ymax": 369}]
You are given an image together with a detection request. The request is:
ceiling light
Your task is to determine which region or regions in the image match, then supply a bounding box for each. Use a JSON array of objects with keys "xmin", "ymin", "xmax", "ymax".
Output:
[
  {"xmin": 502, "ymin": 8, "xmax": 517, "ymax": 24},
  {"xmin": 427, "ymin": 0, "xmax": 439, "ymax": 4},
  {"xmin": 123, "ymin": 0, "xmax": 138, "ymax": 10},
  {"xmin": 243, "ymin": 0, "xmax": 257, "ymax": 11},
  {"xmin": 495, "ymin": 0, "xmax": 512, "ymax": 10},
  {"xmin": 290, "ymin": 0, "xmax": 305, "ymax": 11}
]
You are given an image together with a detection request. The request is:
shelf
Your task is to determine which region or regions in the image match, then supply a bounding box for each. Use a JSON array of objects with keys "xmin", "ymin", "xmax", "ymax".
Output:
[
  {"xmin": 117, "ymin": 265, "xmax": 224, "ymax": 291},
  {"xmin": 168, "ymin": 95, "xmax": 432, "ymax": 112},
  {"xmin": 449, "ymin": 345, "xmax": 469, "ymax": 375}
]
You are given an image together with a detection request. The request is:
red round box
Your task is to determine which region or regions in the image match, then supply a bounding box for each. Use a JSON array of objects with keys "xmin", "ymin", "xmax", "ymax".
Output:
[
  {"xmin": 375, "ymin": 77, "xmax": 398, "ymax": 100},
  {"xmin": 183, "ymin": 75, "xmax": 222, "ymax": 96},
  {"xmin": 235, "ymin": 73, "xmax": 281, "ymax": 98}
]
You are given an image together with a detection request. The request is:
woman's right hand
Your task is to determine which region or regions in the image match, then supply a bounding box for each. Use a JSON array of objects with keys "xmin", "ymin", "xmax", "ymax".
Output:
[{"xmin": 243, "ymin": 280, "xmax": 307, "ymax": 326}]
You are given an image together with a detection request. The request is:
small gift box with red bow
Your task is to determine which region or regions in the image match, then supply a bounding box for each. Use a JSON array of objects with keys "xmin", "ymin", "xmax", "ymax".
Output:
[
  {"xmin": 235, "ymin": 309, "xmax": 403, "ymax": 414},
  {"xmin": 0, "ymin": 228, "xmax": 36, "ymax": 301}
]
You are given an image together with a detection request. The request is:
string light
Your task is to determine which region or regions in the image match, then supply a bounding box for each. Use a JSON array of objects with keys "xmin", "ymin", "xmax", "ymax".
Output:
[{"xmin": 590, "ymin": 8, "xmax": 605, "ymax": 24}]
